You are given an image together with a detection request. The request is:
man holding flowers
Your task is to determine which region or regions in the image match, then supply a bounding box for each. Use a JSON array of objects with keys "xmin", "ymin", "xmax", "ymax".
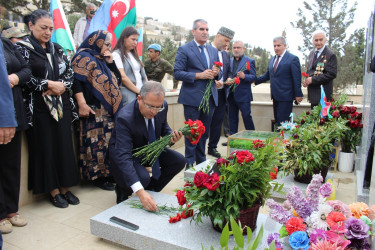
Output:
[
  {"xmin": 174, "ymin": 19, "xmax": 219, "ymax": 168},
  {"xmin": 109, "ymin": 81, "xmax": 185, "ymax": 211},
  {"xmin": 226, "ymin": 40, "xmax": 257, "ymax": 134}
]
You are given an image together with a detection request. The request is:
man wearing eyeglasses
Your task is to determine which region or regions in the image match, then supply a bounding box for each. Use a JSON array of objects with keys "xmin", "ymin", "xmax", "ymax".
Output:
[{"xmin": 109, "ymin": 81, "xmax": 185, "ymax": 211}]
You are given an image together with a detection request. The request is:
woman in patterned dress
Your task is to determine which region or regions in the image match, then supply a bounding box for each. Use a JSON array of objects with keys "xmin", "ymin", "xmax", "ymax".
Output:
[{"xmin": 71, "ymin": 30, "xmax": 122, "ymax": 191}]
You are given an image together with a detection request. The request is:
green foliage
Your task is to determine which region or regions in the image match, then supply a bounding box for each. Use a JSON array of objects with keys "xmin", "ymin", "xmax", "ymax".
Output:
[
  {"xmin": 183, "ymin": 138, "xmax": 284, "ymax": 229},
  {"xmin": 283, "ymin": 98, "xmax": 350, "ymax": 176},
  {"xmin": 142, "ymin": 35, "xmax": 178, "ymax": 68},
  {"xmin": 335, "ymin": 28, "xmax": 365, "ymax": 91},
  {"xmin": 67, "ymin": 14, "xmax": 81, "ymax": 34},
  {"xmin": 291, "ymin": 0, "xmax": 357, "ymax": 56},
  {"xmin": 203, "ymin": 220, "xmax": 265, "ymax": 250}
]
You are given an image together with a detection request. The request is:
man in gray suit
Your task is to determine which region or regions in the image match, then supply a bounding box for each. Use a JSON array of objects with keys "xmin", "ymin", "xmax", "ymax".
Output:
[{"xmin": 303, "ymin": 30, "xmax": 337, "ymax": 109}]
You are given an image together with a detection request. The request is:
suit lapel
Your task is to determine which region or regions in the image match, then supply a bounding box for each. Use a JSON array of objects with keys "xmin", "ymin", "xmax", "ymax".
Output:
[
  {"xmin": 275, "ymin": 52, "xmax": 288, "ymax": 73},
  {"xmin": 134, "ymin": 101, "xmax": 148, "ymax": 141},
  {"xmin": 190, "ymin": 42, "xmax": 207, "ymax": 69},
  {"xmin": 236, "ymin": 56, "xmax": 247, "ymax": 73}
]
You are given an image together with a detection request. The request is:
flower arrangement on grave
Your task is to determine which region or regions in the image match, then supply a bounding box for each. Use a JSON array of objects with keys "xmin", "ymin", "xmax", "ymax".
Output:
[
  {"xmin": 331, "ymin": 104, "xmax": 363, "ymax": 153},
  {"xmin": 266, "ymin": 174, "xmax": 375, "ymax": 250},
  {"xmin": 133, "ymin": 119, "xmax": 205, "ymax": 166},
  {"xmin": 172, "ymin": 138, "xmax": 284, "ymax": 231},
  {"xmin": 228, "ymin": 61, "xmax": 250, "ymax": 93},
  {"xmin": 199, "ymin": 61, "xmax": 223, "ymax": 114},
  {"xmin": 280, "ymin": 97, "xmax": 349, "ymax": 182}
]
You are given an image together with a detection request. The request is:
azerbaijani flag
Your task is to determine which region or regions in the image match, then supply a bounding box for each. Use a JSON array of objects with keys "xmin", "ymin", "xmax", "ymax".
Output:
[
  {"xmin": 137, "ymin": 27, "xmax": 143, "ymax": 60},
  {"xmin": 320, "ymin": 85, "xmax": 332, "ymax": 118},
  {"xmin": 88, "ymin": 0, "xmax": 137, "ymax": 47},
  {"xmin": 50, "ymin": 0, "xmax": 75, "ymax": 53}
]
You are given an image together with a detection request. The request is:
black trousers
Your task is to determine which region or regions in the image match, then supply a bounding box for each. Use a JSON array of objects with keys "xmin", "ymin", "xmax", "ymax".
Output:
[
  {"xmin": 0, "ymin": 131, "xmax": 22, "ymax": 220},
  {"xmin": 117, "ymin": 148, "xmax": 185, "ymax": 197}
]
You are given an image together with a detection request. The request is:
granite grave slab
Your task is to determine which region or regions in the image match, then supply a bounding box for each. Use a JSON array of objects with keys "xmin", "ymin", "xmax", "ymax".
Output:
[{"xmin": 91, "ymin": 191, "xmax": 282, "ymax": 249}]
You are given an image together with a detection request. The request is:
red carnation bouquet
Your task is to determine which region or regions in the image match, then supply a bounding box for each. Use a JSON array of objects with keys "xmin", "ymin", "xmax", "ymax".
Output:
[
  {"xmin": 133, "ymin": 119, "xmax": 205, "ymax": 166},
  {"xmin": 199, "ymin": 61, "xmax": 223, "ymax": 114},
  {"xmin": 229, "ymin": 61, "xmax": 250, "ymax": 93}
]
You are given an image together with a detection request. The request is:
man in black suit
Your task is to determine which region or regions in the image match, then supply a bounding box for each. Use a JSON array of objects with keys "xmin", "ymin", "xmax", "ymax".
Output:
[
  {"xmin": 303, "ymin": 30, "xmax": 337, "ymax": 109},
  {"xmin": 207, "ymin": 26, "xmax": 234, "ymax": 158},
  {"xmin": 109, "ymin": 81, "xmax": 185, "ymax": 211}
]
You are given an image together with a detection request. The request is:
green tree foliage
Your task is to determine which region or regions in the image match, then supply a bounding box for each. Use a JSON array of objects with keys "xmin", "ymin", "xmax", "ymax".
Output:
[
  {"xmin": 0, "ymin": 0, "xmax": 100, "ymax": 17},
  {"xmin": 291, "ymin": 0, "xmax": 357, "ymax": 56},
  {"xmin": 335, "ymin": 28, "xmax": 365, "ymax": 91},
  {"xmin": 67, "ymin": 14, "xmax": 81, "ymax": 33},
  {"xmin": 142, "ymin": 35, "xmax": 178, "ymax": 67},
  {"xmin": 246, "ymin": 46, "xmax": 272, "ymax": 76}
]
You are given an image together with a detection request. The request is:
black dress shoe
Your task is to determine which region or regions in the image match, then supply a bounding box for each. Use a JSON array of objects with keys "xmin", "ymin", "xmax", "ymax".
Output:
[
  {"xmin": 63, "ymin": 191, "xmax": 80, "ymax": 205},
  {"xmin": 208, "ymin": 148, "xmax": 221, "ymax": 158},
  {"xmin": 93, "ymin": 178, "xmax": 115, "ymax": 191},
  {"xmin": 115, "ymin": 185, "xmax": 130, "ymax": 204},
  {"xmin": 50, "ymin": 194, "xmax": 69, "ymax": 208},
  {"xmin": 222, "ymin": 142, "xmax": 228, "ymax": 146}
]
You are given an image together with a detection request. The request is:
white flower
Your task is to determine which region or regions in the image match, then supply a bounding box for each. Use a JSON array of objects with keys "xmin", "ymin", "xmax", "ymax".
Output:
[{"xmin": 306, "ymin": 203, "xmax": 333, "ymax": 234}]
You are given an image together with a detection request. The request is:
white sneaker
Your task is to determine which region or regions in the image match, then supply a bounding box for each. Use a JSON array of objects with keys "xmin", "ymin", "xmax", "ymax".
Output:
[
  {"xmin": 8, "ymin": 214, "xmax": 28, "ymax": 227},
  {"xmin": 0, "ymin": 219, "xmax": 12, "ymax": 234}
]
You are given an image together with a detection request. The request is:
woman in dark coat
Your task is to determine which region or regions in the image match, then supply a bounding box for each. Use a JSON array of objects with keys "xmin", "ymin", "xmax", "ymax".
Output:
[
  {"xmin": 16, "ymin": 10, "xmax": 80, "ymax": 208},
  {"xmin": 71, "ymin": 30, "xmax": 122, "ymax": 190},
  {"xmin": 0, "ymin": 37, "xmax": 30, "ymax": 234}
]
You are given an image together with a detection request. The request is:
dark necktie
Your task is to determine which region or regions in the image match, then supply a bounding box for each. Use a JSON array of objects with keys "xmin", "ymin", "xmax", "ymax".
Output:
[
  {"xmin": 199, "ymin": 45, "xmax": 208, "ymax": 69},
  {"xmin": 148, "ymin": 119, "xmax": 161, "ymax": 180},
  {"xmin": 313, "ymin": 51, "xmax": 319, "ymax": 65},
  {"xmin": 273, "ymin": 56, "xmax": 280, "ymax": 73}
]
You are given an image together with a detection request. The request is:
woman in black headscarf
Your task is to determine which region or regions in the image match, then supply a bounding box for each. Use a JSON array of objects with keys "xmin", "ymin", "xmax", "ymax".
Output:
[
  {"xmin": 16, "ymin": 9, "xmax": 80, "ymax": 208},
  {"xmin": 71, "ymin": 30, "xmax": 122, "ymax": 191}
]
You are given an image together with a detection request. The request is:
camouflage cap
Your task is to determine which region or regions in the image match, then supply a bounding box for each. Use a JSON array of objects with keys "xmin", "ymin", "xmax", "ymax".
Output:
[{"xmin": 2, "ymin": 27, "xmax": 29, "ymax": 39}]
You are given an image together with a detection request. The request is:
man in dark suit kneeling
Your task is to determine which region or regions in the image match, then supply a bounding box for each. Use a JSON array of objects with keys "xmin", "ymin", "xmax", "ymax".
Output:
[{"xmin": 109, "ymin": 81, "xmax": 185, "ymax": 211}]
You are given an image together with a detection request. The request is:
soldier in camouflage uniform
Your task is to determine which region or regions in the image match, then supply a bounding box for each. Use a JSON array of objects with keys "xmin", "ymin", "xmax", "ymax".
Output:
[{"xmin": 144, "ymin": 44, "xmax": 179, "ymax": 91}]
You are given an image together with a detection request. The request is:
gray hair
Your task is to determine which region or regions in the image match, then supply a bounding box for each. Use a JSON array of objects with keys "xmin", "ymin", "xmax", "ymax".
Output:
[
  {"xmin": 86, "ymin": 3, "xmax": 96, "ymax": 10},
  {"xmin": 312, "ymin": 30, "xmax": 326, "ymax": 38},
  {"xmin": 193, "ymin": 19, "xmax": 207, "ymax": 30},
  {"xmin": 140, "ymin": 81, "xmax": 165, "ymax": 99},
  {"xmin": 233, "ymin": 40, "xmax": 244, "ymax": 47},
  {"xmin": 104, "ymin": 32, "xmax": 112, "ymax": 44},
  {"xmin": 273, "ymin": 36, "xmax": 286, "ymax": 44}
]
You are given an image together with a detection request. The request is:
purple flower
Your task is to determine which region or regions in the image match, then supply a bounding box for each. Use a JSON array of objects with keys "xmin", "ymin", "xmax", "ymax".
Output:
[
  {"xmin": 267, "ymin": 233, "xmax": 283, "ymax": 249},
  {"xmin": 306, "ymin": 174, "xmax": 323, "ymax": 211},
  {"xmin": 286, "ymin": 186, "xmax": 312, "ymax": 219},
  {"xmin": 319, "ymin": 182, "xmax": 333, "ymax": 198},
  {"xmin": 344, "ymin": 217, "xmax": 370, "ymax": 239},
  {"xmin": 266, "ymin": 199, "xmax": 292, "ymax": 225},
  {"xmin": 347, "ymin": 238, "xmax": 371, "ymax": 250},
  {"xmin": 309, "ymin": 229, "xmax": 327, "ymax": 244}
]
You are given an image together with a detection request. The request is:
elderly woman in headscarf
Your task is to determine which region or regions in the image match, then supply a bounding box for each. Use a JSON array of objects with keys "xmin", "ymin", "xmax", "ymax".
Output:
[{"xmin": 71, "ymin": 30, "xmax": 122, "ymax": 191}]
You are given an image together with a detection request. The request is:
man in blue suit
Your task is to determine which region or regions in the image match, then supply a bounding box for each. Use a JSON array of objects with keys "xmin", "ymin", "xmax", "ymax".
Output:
[
  {"xmin": 226, "ymin": 40, "xmax": 257, "ymax": 135},
  {"xmin": 109, "ymin": 81, "xmax": 185, "ymax": 211},
  {"xmin": 0, "ymin": 39, "xmax": 16, "ymax": 145},
  {"xmin": 174, "ymin": 19, "xmax": 219, "ymax": 168},
  {"xmin": 255, "ymin": 36, "xmax": 303, "ymax": 127},
  {"xmin": 207, "ymin": 26, "xmax": 234, "ymax": 158}
]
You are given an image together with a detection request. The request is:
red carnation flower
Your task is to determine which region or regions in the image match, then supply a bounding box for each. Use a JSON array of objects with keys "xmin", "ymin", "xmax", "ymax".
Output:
[
  {"xmin": 332, "ymin": 110, "xmax": 340, "ymax": 118},
  {"xmin": 300, "ymin": 119, "xmax": 305, "ymax": 124},
  {"xmin": 235, "ymin": 150, "xmax": 254, "ymax": 164},
  {"xmin": 246, "ymin": 61, "xmax": 250, "ymax": 71},
  {"xmin": 203, "ymin": 173, "xmax": 220, "ymax": 191},
  {"xmin": 306, "ymin": 111, "xmax": 310, "ymax": 115},
  {"xmin": 302, "ymin": 72, "xmax": 309, "ymax": 77},
  {"xmin": 234, "ymin": 76, "xmax": 240, "ymax": 84},
  {"xmin": 252, "ymin": 139, "xmax": 265, "ymax": 149},
  {"xmin": 285, "ymin": 217, "xmax": 306, "ymax": 235},
  {"xmin": 214, "ymin": 61, "xmax": 223, "ymax": 67},
  {"xmin": 175, "ymin": 190, "xmax": 186, "ymax": 206},
  {"xmin": 319, "ymin": 118, "xmax": 326, "ymax": 125},
  {"xmin": 350, "ymin": 106, "xmax": 357, "ymax": 114},
  {"xmin": 184, "ymin": 181, "xmax": 193, "ymax": 187},
  {"xmin": 181, "ymin": 205, "xmax": 194, "ymax": 218},
  {"xmin": 270, "ymin": 167, "xmax": 278, "ymax": 180},
  {"xmin": 194, "ymin": 171, "xmax": 208, "ymax": 188},
  {"xmin": 216, "ymin": 158, "xmax": 229, "ymax": 167},
  {"xmin": 169, "ymin": 213, "xmax": 181, "ymax": 223}
]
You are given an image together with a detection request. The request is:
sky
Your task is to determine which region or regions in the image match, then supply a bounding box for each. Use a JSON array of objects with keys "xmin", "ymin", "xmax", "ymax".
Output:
[{"xmin": 137, "ymin": 0, "xmax": 375, "ymax": 61}]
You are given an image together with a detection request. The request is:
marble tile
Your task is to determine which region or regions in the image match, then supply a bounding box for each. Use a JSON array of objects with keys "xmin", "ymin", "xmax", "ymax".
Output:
[
  {"xmin": 54, "ymin": 232, "xmax": 127, "ymax": 250},
  {"xmin": 61, "ymin": 207, "xmax": 108, "ymax": 233}
]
